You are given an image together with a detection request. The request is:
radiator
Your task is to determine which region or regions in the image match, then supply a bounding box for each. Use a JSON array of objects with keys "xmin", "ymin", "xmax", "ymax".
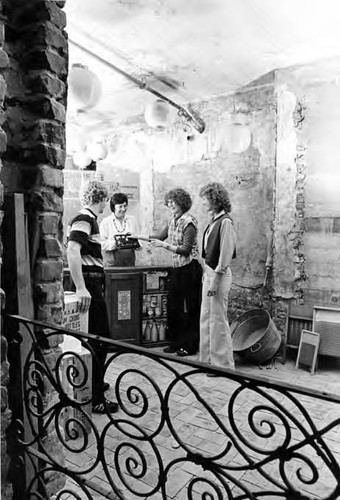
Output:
[
  {"xmin": 287, "ymin": 316, "xmax": 313, "ymax": 348},
  {"xmin": 313, "ymin": 306, "xmax": 340, "ymax": 358}
]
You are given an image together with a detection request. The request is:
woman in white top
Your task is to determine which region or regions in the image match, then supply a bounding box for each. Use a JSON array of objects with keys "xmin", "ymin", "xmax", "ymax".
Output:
[{"xmin": 100, "ymin": 192, "xmax": 139, "ymax": 267}]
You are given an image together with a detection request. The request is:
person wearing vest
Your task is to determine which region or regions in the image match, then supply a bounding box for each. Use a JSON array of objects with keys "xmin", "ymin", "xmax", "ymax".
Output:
[
  {"xmin": 67, "ymin": 180, "xmax": 119, "ymax": 413},
  {"xmin": 137, "ymin": 188, "xmax": 203, "ymax": 356},
  {"xmin": 199, "ymin": 182, "xmax": 237, "ymax": 370}
]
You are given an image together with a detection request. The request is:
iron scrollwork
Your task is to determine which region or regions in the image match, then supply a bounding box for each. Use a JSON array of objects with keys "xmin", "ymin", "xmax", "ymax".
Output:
[{"xmin": 5, "ymin": 314, "xmax": 340, "ymax": 499}]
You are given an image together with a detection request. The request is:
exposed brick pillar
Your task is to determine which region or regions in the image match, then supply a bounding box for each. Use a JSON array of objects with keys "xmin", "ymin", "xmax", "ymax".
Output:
[
  {"xmin": 1, "ymin": 0, "xmax": 68, "ymax": 496},
  {"xmin": 0, "ymin": 3, "xmax": 13, "ymax": 498}
]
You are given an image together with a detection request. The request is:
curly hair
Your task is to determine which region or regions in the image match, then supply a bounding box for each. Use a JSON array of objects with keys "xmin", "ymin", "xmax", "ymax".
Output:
[
  {"xmin": 110, "ymin": 192, "xmax": 128, "ymax": 213},
  {"xmin": 81, "ymin": 180, "xmax": 108, "ymax": 206},
  {"xmin": 199, "ymin": 182, "xmax": 231, "ymax": 213},
  {"xmin": 165, "ymin": 188, "xmax": 192, "ymax": 213}
]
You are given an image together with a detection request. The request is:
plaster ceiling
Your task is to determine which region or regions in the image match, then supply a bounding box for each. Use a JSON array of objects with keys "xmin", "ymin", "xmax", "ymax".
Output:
[{"xmin": 64, "ymin": 0, "xmax": 340, "ymax": 136}]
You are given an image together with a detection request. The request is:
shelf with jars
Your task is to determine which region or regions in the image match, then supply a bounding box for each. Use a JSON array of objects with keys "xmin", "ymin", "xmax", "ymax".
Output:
[
  {"xmin": 141, "ymin": 269, "xmax": 170, "ymax": 345},
  {"xmin": 63, "ymin": 265, "xmax": 171, "ymax": 346}
]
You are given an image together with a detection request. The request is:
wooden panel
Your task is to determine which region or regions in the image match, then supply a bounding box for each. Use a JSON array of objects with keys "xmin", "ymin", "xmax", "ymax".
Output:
[
  {"xmin": 3, "ymin": 193, "xmax": 36, "ymax": 494},
  {"xmin": 296, "ymin": 330, "xmax": 320, "ymax": 374},
  {"xmin": 105, "ymin": 272, "xmax": 142, "ymax": 342}
]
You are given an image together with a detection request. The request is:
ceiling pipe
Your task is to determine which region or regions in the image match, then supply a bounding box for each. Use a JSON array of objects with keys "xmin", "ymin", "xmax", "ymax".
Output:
[{"xmin": 69, "ymin": 38, "xmax": 205, "ymax": 134}]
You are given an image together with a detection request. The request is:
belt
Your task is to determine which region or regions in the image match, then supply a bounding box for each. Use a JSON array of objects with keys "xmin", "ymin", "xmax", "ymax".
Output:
[{"xmin": 83, "ymin": 272, "xmax": 104, "ymax": 279}]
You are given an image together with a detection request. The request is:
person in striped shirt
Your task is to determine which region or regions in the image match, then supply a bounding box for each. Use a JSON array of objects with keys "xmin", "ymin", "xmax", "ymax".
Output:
[{"xmin": 67, "ymin": 180, "xmax": 119, "ymax": 413}]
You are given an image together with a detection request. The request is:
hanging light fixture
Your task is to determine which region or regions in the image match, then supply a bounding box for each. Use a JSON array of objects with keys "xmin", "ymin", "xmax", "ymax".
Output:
[
  {"xmin": 144, "ymin": 99, "xmax": 176, "ymax": 130},
  {"xmin": 68, "ymin": 63, "xmax": 102, "ymax": 110},
  {"xmin": 69, "ymin": 40, "xmax": 205, "ymax": 134},
  {"xmin": 222, "ymin": 123, "xmax": 251, "ymax": 154},
  {"xmin": 87, "ymin": 138, "xmax": 108, "ymax": 161},
  {"xmin": 87, "ymin": 142, "xmax": 108, "ymax": 161},
  {"xmin": 73, "ymin": 150, "xmax": 92, "ymax": 169}
]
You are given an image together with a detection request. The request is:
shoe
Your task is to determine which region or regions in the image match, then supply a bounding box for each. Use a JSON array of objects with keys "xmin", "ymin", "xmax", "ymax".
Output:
[
  {"xmin": 103, "ymin": 382, "xmax": 110, "ymax": 392},
  {"xmin": 163, "ymin": 346, "xmax": 176, "ymax": 353},
  {"xmin": 176, "ymin": 348, "xmax": 189, "ymax": 357},
  {"xmin": 92, "ymin": 399, "xmax": 119, "ymax": 414}
]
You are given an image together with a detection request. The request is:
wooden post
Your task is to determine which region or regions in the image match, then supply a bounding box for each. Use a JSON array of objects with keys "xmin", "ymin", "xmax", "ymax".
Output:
[{"xmin": 3, "ymin": 193, "xmax": 37, "ymax": 498}]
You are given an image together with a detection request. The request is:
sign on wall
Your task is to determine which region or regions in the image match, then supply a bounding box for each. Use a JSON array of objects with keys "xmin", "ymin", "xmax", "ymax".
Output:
[{"xmin": 63, "ymin": 169, "xmax": 140, "ymax": 202}]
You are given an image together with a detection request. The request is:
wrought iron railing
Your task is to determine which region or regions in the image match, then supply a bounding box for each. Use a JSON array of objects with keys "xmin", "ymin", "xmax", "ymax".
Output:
[{"xmin": 4, "ymin": 314, "xmax": 340, "ymax": 500}]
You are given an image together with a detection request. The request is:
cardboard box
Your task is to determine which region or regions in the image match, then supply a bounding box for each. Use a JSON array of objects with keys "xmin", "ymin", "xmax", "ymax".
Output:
[{"xmin": 63, "ymin": 291, "xmax": 89, "ymax": 334}]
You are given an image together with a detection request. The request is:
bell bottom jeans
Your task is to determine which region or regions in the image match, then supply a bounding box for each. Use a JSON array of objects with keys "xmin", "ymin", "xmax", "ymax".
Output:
[{"xmin": 199, "ymin": 266, "xmax": 235, "ymax": 369}]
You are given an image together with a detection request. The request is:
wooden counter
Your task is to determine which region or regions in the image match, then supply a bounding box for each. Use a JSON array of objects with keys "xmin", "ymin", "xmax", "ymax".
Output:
[{"xmin": 63, "ymin": 266, "xmax": 171, "ymax": 346}]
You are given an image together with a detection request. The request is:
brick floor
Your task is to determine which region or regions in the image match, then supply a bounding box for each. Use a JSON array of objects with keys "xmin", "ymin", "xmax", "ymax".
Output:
[{"xmin": 62, "ymin": 350, "xmax": 340, "ymax": 499}]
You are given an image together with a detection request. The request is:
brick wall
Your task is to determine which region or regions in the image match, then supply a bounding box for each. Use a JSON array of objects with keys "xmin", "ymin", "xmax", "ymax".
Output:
[
  {"xmin": 1, "ymin": 0, "xmax": 68, "ymax": 497},
  {"xmin": 0, "ymin": 2, "xmax": 12, "ymax": 497}
]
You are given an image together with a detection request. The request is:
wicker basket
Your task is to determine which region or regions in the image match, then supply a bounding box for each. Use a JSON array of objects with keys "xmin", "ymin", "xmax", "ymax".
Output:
[{"xmin": 231, "ymin": 309, "xmax": 281, "ymax": 363}]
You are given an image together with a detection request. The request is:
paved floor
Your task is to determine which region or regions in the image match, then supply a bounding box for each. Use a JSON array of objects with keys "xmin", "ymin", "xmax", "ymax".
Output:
[{"xmin": 64, "ymin": 350, "xmax": 340, "ymax": 500}]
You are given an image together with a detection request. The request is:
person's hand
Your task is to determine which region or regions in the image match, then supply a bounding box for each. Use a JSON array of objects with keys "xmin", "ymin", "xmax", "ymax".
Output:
[
  {"xmin": 207, "ymin": 286, "xmax": 217, "ymax": 297},
  {"xmin": 149, "ymin": 238, "xmax": 165, "ymax": 248},
  {"xmin": 207, "ymin": 276, "xmax": 221, "ymax": 297},
  {"xmin": 76, "ymin": 287, "xmax": 92, "ymax": 313}
]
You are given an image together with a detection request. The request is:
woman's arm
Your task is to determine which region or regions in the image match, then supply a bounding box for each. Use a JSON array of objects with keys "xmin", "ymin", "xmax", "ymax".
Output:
[
  {"xmin": 100, "ymin": 218, "xmax": 117, "ymax": 251},
  {"xmin": 207, "ymin": 218, "xmax": 236, "ymax": 296},
  {"xmin": 214, "ymin": 218, "xmax": 236, "ymax": 273},
  {"xmin": 133, "ymin": 225, "xmax": 169, "ymax": 242},
  {"xmin": 151, "ymin": 224, "xmax": 196, "ymax": 255}
]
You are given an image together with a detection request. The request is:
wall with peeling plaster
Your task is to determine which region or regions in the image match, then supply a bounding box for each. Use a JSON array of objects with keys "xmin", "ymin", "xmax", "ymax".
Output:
[{"xmin": 275, "ymin": 57, "xmax": 340, "ymax": 309}]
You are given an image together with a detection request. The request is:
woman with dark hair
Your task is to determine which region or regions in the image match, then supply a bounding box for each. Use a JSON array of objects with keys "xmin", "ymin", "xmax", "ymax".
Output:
[
  {"xmin": 100, "ymin": 192, "xmax": 140, "ymax": 267},
  {"xmin": 137, "ymin": 188, "xmax": 203, "ymax": 356},
  {"xmin": 199, "ymin": 182, "xmax": 236, "ymax": 370}
]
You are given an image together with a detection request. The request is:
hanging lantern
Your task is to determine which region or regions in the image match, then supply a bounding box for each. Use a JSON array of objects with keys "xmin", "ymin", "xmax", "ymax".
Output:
[
  {"xmin": 144, "ymin": 99, "xmax": 175, "ymax": 130},
  {"xmin": 87, "ymin": 139, "xmax": 108, "ymax": 161},
  {"xmin": 73, "ymin": 151, "xmax": 92, "ymax": 169},
  {"xmin": 221, "ymin": 123, "xmax": 251, "ymax": 154},
  {"xmin": 68, "ymin": 63, "xmax": 102, "ymax": 110}
]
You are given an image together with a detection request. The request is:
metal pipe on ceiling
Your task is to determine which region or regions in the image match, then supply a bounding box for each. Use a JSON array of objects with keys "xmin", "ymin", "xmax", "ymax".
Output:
[{"xmin": 69, "ymin": 38, "xmax": 205, "ymax": 133}]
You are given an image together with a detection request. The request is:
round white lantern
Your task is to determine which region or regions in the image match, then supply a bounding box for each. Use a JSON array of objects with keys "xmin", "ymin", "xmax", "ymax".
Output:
[
  {"xmin": 87, "ymin": 140, "xmax": 108, "ymax": 161},
  {"xmin": 73, "ymin": 151, "xmax": 92, "ymax": 169},
  {"xmin": 222, "ymin": 124, "xmax": 251, "ymax": 154},
  {"xmin": 68, "ymin": 63, "xmax": 102, "ymax": 110},
  {"xmin": 144, "ymin": 99, "xmax": 175, "ymax": 130}
]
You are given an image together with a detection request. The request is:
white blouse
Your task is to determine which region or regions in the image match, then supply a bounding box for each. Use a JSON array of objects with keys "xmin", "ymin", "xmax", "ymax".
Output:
[{"xmin": 100, "ymin": 214, "xmax": 139, "ymax": 251}]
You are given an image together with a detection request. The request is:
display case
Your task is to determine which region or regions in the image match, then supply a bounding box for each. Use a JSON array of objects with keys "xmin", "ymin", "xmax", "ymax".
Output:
[
  {"xmin": 141, "ymin": 269, "xmax": 170, "ymax": 346},
  {"xmin": 63, "ymin": 266, "xmax": 171, "ymax": 347},
  {"xmin": 105, "ymin": 266, "xmax": 171, "ymax": 346}
]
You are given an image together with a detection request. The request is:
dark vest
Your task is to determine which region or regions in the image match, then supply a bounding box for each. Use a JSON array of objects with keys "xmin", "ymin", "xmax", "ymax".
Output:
[{"xmin": 202, "ymin": 214, "xmax": 236, "ymax": 270}]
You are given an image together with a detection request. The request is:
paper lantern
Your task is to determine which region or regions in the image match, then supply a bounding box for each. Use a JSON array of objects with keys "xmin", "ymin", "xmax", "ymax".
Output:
[
  {"xmin": 87, "ymin": 140, "xmax": 108, "ymax": 161},
  {"xmin": 69, "ymin": 63, "xmax": 102, "ymax": 110},
  {"xmin": 144, "ymin": 99, "xmax": 175, "ymax": 130},
  {"xmin": 73, "ymin": 151, "xmax": 92, "ymax": 169},
  {"xmin": 222, "ymin": 124, "xmax": 251, "ymax": 154}
]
